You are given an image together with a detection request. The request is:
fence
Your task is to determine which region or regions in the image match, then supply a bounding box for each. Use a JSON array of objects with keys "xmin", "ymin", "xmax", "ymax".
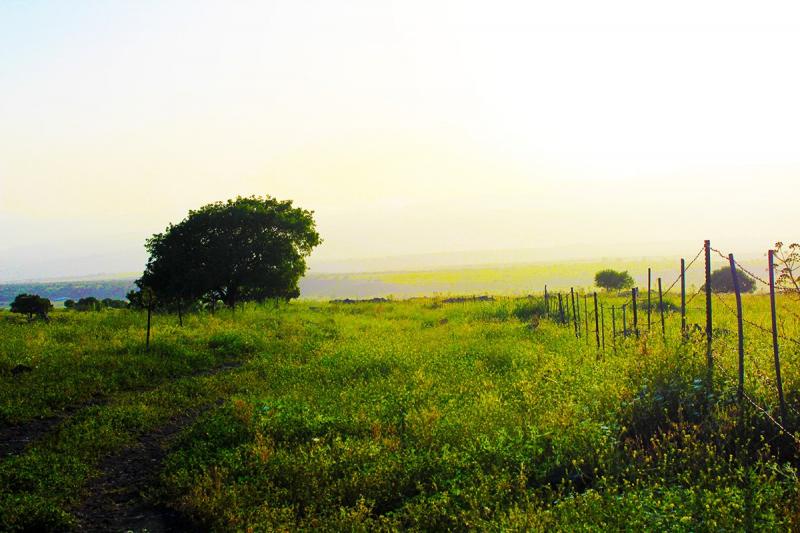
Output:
[{"xmin": 542, "ymin": 240, "xmax": 800, "ymax": 446}]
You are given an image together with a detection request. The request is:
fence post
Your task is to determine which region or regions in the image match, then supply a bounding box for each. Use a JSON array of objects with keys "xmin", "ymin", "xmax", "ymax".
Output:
[
  {"xmin": 632, "ymin": 288, "xmax": 639, "ymax": 338},
  {"xmin": 658, "ymin": 277, "xmax": 665, "ymax": 340},
  {"xmin": 584, "ymin": 294, "xmax": 590, "ymax": 345},
  {"xmin": 612, "ymin": 305, "xmax": 617, "ymax": 348},
  {"xmin": 544, "ymin": 285, "xmax": 549, "ymax": 317},
  {"xmin": 728, "ymin": 254, "xmax": 745, "ymax": 402},
  {"xmin": 593, "ymin": 292, "xmax": 600, "ymax": 349},
  {"xmin": 571, "ymin": 288, "xmax": 579, "ymax": 338},
  {"xmin": 622, "ymin": 304, "xmax": 627, "ymax": 337},
  {"xmin": 648, "ymin": 267, "xmax": 652, "ymax": 331},
  {"xmin": 600, "ymin": 303, "xmax": 606, "ymax": 351},
  {"xmin": 768, "ymin": 250, "xmax": 788, "ymax": 425},
  {"xmin": 704, "ymin": 240, "xmax": 713, "ymax": 376},
  {"xmin": 681, "ymin": 258, "xmax": 686, "ymax": 338},
  {"xmin": 558, "ymin": 293, "xmax": 565, "ymax": 324}
]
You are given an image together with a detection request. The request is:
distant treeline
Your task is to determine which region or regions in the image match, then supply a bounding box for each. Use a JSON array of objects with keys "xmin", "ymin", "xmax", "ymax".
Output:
[{"xmin": 0, "ymin": 279, "xmax": 136, "ymax": 307}]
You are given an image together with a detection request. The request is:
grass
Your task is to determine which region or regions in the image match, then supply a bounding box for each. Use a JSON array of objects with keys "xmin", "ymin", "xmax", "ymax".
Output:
[{"xmin": 1, "ymin": 293, "xmax": 800, "ymax": 531}]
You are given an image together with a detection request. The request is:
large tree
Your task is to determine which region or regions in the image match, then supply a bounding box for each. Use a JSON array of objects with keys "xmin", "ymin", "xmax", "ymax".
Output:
[
  {"xmin": 10, "ymin": 294, "xmax": 53, "ymax": 321},
  {"xmin": 139, "ymin": 196, "xmax": 321, "ymax": 308}
]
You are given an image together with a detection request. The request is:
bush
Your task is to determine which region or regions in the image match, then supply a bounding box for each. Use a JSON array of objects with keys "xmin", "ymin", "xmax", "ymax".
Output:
[
  {"xmin": 703, "ymin": 267, "xmax": 757, "ymax": 293},
  {"xmin": 512, "ymin": 299, "xmax": 548, "ymax": 322},
  {"xmin": 595, "ymin": 269, "xmax": 634, "ymax": 291}
]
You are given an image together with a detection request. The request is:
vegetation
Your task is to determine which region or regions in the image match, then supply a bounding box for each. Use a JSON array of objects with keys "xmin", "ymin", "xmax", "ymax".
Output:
[
  {"xmin": 9, "ymin": 294, "xmax": 52, "ymax": 321},
  {"xmin": 702, "ymin": 267, "xmax": 757, "ymax": 294},
  {"xmin": 0, "ymin": 279, "xmax": 136, "ymax": 308},
  {"xmin": 137, "ymin": 196, "xmax": 321, "ymax": 310},
  {"xmin": 2, "ymin": 293, "xmax": 800, "ymax": 531},
  {"xmin": 64, "ymin": 296, "xmax": 127, "ymax": 311},
  {"xmin": 594, "ymin": 269, "xmax": 634, "ymax": 291}
]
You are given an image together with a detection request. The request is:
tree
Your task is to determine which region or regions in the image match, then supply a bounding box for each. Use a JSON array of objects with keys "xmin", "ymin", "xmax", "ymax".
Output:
[
  {"xmin": 102, "ymin": 298, "xmax": 127, "ymax": 309},
  {"xmin": 74, "ymin": 297, "xmax": 102, "ymax": 311},
  {"xmin": 140, "ymin": 196, "xmax": 321, "ymax": 309},
  {"xmin": 10, "ymin": 294, "xmax": 53, "ymax": 320},
  {"xmin": 64, "ymin": 299, "xmax": 75, "ymax": 309},
  {"xmin": 594, "ymin": 269, "xmax": 634, "ymax": 291},
  {"xmin": 703, "ymin": 267, "xmax": 756, "ymax": 294}
]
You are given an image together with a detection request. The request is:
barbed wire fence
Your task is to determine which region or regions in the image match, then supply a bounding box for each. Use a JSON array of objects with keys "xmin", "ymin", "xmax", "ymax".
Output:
[{"xmin": 541, "ymin": 240, "xmax": 800, "ymax": 447}]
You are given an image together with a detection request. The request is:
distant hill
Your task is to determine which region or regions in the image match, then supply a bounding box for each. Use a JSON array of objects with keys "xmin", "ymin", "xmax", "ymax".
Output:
[
  {"xmin": 0, "ymin": 278, "xmax": 137, "ymax": 307},
  {"xmin": 0, "ymin": 254, "xmax": 769, "ymax": 307}
]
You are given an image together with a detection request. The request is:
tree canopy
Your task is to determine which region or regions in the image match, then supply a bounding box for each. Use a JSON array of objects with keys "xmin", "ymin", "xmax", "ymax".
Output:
[
  {"xmin": 703, "ymin": 267, "xmax": 757, "ymax": 294},
  {"xmin": 594, "ymin": 269, "xmax": 634, "ymax": 291},
  {"xmin": 138, "ymin": 196, "xmax": 321, "ymax": 308},
  {"xmin": 10, "ymin": 294, "xmax": 53, "ymax": 320}
]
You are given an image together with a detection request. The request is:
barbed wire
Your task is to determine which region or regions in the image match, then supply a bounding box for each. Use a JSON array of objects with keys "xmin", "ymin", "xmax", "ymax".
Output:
[
  {"xmin": 709, "ymin": 246, "xmax": 772, "ymax": 287},
  {"xmin": 710, "ymin": 331, "xmax": 800, "ymax": 420},
  {"xmin": 741, "ymin": 391, "xmax": 800, "ymax": 446},
  {"xmin": 710, "ymin": 351, "xmax": 800, "ymax": 446},
  {"xmin": 711, "ymin": 291, "xmax": 800, "ymax": 347},
  {"xmin": 662, "ymin": 246, "xmax": 706, "ymax": 297},
  {"xmin": 544, "ymin": 245, "xmax": 800, "ymax": 448},
  {"xmin": 686, "ymin": 285, "xmax": 705, "ymax": 306},
  {"xmin": 747, "ymin": 358, "xmax": 800, "ymax": 420}
]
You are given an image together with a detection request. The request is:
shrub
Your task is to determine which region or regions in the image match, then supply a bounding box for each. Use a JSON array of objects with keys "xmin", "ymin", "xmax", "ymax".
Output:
[
  {"xmin": 703, "ymin": 267, "xmax": 756, "ymax": 293},
  {"xmin": 595, "ymin": 269, "xmax": 634, "ymax": 291},
  {"xmin": 512, "ymin": 299, "xmax": 548, "ymax": 322}
]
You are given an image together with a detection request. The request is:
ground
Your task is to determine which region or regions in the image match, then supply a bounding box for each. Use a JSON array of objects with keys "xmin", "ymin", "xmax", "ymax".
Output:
[{"xmin": 1, "ymin": 295, "xmax": 799, "ymax": 531}]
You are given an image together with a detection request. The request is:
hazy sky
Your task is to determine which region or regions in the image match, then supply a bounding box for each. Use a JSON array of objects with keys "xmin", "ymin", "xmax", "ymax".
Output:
[{"xmin": 2, "ymin": 1, "xmax": 800, "ymax": 280}]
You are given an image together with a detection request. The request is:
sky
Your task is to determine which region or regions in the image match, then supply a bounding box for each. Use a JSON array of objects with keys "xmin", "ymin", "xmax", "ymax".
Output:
[{"xmin": 2, "ymin": 0, "xmax": 800, "ymax": 281}]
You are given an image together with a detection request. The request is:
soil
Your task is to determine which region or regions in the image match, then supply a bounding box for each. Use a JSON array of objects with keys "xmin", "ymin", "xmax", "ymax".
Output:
[{"xmin": 74, "ymin": 405, "xmax": 215, "ymax": 532}]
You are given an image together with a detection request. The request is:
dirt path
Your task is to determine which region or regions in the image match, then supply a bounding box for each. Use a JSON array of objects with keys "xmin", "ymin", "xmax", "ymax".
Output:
[
  {"xmin": 0, "ymin": 361, "xmax": 241, "ymax": 461},
  {"xmin": 74, "ymin": 404, "xmax": 215, "ymax": 532},
  {"xmin": 0, "ymin": 398, "xmax": 105, "ymax": 460}
]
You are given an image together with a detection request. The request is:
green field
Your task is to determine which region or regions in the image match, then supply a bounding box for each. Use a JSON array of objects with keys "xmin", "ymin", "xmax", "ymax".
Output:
[{"xmin": 2, "ymin": 293, "xmax": 800, "ymax": 531}]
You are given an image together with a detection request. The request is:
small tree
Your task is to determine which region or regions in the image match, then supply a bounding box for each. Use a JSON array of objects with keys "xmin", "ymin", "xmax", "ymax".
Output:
[
  {"xmin": 10, "ymin": 294, "xmax": 53, "ymax": 321},
  {"xmin": 595, "ymin": 269, "xmax": 634, "ymax": 291},
  {"xmin": 703, "ymin": 267, "xmax": 756, "ymax": 293},
  {"xmin": 64, "ymin": 299, "xmax": 75, "ymax": 309}
]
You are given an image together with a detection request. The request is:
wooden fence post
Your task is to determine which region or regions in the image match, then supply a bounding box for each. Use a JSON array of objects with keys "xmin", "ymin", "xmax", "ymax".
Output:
[
  {"xmin": 612, "ymin": 305, "xmax": 617, "ymax": 348},
  {"xmin": 593, "ymin": 292, "xmax": 600, "ymax": 349},
  {"xmin": 544, "ymin": 285, "xmax": 549, "ymax": 317},
  {"xmin": 704, "ymin": 240, "xmax": 713, "ymax": 376},
  {"xmin": 681, "ymin": 258, "xmax": 686, "ymax": 339},
  {"xmin": 728, "ymin": 253, "xmax": 745, "ymax": 402},
  {"xmin": 600, "ymin": 303, "xmax": 606, "ymax": 351},
  {"xmin": 558, "ymin": 293, "xmax": 565, "ymax": 324},
  {"xmin": 584, "ymin": 294, "xmax": 590, "ymax": 345},
  {"xmin": 632, "ymin": 288, "xmax": 639, "ymax": 338},
  {"xmin": 768, "ymin": 250, "xmax": 788, "ymax": 425},
  {"xmin": 658, "ymin": 277, "xmax": 665, "ymax": 340},
  {"xmin": 571, "ymin": 288, "xmax": 579, "ymax": 338},
  {"xmin": 622, "ymin": 304, "xmax": 627, "ymax": 338},
  {"xmin": 648, "ymin": 267, "xmax": 652, "ymax": 331}
]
